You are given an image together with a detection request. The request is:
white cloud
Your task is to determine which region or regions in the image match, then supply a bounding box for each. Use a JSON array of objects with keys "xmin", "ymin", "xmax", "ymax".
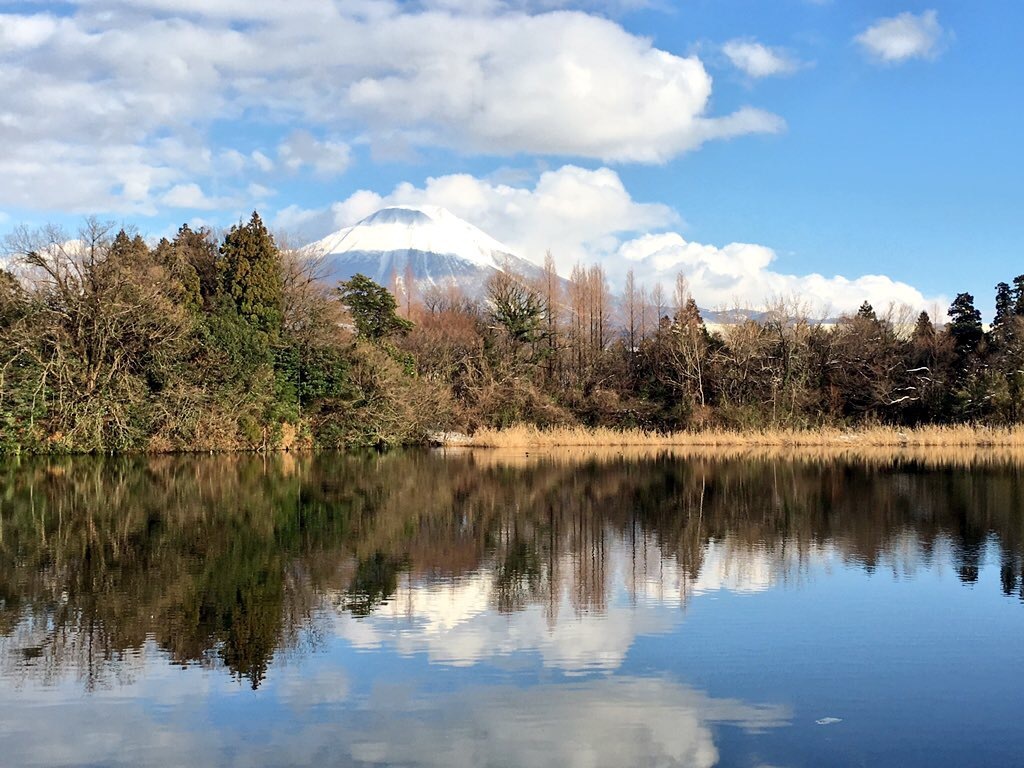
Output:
[
  {"xmin": 0, "ymin": 1, "xmax": 781, "ymax": 213},
  {"xmin": 855, "ymin": 10, "xmax": 946, "ymax": 64},
  {"xmin": 251, "ymin": 151, "xmax": 275, "ymax": 173},
  {"xmin": 421, "ymin": 0, "xmax": 654, "ymax": 11},
  {"xmin": 277, "ymin": 131, "xmax": 352, "ymax": 177},
  {"xmin": 276, "ymin": 165, "xmax": 675, "ymax": 273},
  {"xmin": 339, "ymin": 11, "xmax": 783, "ymax": 162},
  {"xmin": 218, "ymin": 148, "xmax": 247, "ymax": 174},
  {"xmin": 723, "ymin": 39, "xmax": 802, "ymax": 78},
  {"xmin": 614, "ymin": 231, "xmax": 937, "ymax": 316},
  {"xmin": 160, "ymin": 183, "xmax": 231, "ymax": 210},
  {"xmin": 0, "ymin": 14, "xmax": 61, "ymax": 49},
  {"xmin": 277, "ymin": 165, "xmax": 938, "ymax": 314},
  {"xmin": 247, "ymin": 183, "xmax": 275, "ymax": 200}
]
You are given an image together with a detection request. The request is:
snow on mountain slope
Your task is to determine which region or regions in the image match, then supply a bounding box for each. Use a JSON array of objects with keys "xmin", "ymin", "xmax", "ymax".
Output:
[{"xmin": 309, "ymin": 206, "xmax": 542, "ymax": 293}]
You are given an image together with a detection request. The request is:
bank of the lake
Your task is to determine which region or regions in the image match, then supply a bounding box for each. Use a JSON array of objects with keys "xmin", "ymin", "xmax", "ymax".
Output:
[{"xmin": 459, "ymin": 423, "xmax": 1024, "ymax": 449}]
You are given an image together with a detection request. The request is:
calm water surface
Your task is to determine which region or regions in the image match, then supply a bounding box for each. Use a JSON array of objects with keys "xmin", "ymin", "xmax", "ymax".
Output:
[{"xmin": 1, "ymin": 450, "xmax": 1022, "ymax": 767}]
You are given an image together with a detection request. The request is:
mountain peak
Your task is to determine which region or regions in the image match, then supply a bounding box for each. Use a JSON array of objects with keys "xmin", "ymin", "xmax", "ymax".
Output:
[
  {"xmin": 310, "ymin": 205, "xmax": 541, "ymax": 294},
  {"xmin": 359, "ymin": 206, "xmax": 437, "ymax": 227}
]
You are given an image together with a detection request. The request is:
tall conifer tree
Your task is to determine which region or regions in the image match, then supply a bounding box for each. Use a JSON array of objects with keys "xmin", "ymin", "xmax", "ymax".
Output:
[{"xmin": 219, "ymin": 212, "xmax": 283, "ymax": 337}]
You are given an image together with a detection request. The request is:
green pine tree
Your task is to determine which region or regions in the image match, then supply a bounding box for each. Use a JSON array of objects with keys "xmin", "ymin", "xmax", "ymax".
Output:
[
  {"xmin": 219, "ymin": 212, "xmax": 283, "ymax": 337},
  {"xmin": 338, "ymin": 274, "xmax": 413, "ymax": 341},
  {"xmin": 948, "ymin": 292, "xmax": 984, "ymax": 357},
  {"xmin": 857, "ymin": 301, "xmax": 877, "ymax": 322},
  {"xmin": 1013, "ymin": 275, "xmax": 1024, "ymax": 316},
  {"xmin": 912, "ymin": 310, "xmax": 935, "ymax": 342}
]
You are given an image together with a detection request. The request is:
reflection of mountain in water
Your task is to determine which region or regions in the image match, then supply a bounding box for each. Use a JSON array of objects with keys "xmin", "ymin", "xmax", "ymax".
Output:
[{"xmin": 1, "ymin": 451, "xmax": 1023, "ymax": 689}]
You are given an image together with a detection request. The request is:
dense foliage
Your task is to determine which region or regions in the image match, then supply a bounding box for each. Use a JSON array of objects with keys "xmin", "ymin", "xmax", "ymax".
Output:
[{"xmin": 1, "ymin": 215, "xmax": 1022, "ymax": 453}]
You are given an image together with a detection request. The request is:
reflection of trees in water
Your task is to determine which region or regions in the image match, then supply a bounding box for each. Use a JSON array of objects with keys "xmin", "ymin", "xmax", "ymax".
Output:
[
  {"xmin": 342, "ymin": 552, "xmax": 407, "ymax": 617},
  {"xmin": 1, "ymin": 451, "xmax": 1023, "ymax": 688}
]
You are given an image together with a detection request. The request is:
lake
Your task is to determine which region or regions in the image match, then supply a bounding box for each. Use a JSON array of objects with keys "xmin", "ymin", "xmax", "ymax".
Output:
[{"xmin": 0, "ymin": 449, "xmax": 1022, "ymax": 767}]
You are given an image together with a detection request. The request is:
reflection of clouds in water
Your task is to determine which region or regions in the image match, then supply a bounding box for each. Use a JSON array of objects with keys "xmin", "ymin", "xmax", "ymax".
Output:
[
  {"xmin": 335, "ymin": 538, "xmax": 836, "ymax": 671},
  {"xmin": 689, "ymin": 540, "xmax": 838, "ymax": 596},
  {"xmin": 336, "ymin": 584, "xmax": 675, "ymax": 672},
  {"xmin": 276, "ymin": 666, "xmax": 349, "ymax": 714},
  {"xmin": 690, "ymin": 542, "xmax": 777, "ymax": 595},
  {"xmin": 334, "ymin": 541, "xmax": 676, "ymax": 671},
  {"xmin": 0, "ymin": 655, "xmax": 228, "ymax": 767},
  {"xmin": 0, "ymin": 674, "xmax": 789, "ymax": 768},
  {"xmin": 346, "ymin": 678, "xmax": 790, "ymax": 768}
]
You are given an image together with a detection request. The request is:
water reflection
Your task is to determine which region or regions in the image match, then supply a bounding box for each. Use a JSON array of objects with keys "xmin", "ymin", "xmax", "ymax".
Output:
[
  {"xmin": 0, "ymin": 671, "xmax": 788, "ymax": 768},
  {"xmin": 340, "ymin": 678, "xmax": 789, "ymax": 768},
  {"xmin": 1, "ymin": 450, "xmax": 1023, "ymax": 689}
]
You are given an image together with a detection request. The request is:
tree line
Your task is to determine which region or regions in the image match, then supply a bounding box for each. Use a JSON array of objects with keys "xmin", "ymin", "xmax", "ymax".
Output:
[{"xmin": 0, "ymin": 213, "xmax": 1019, "ymax": 452}]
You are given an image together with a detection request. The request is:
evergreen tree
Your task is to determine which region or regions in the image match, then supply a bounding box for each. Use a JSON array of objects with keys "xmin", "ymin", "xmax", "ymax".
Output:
[
  {"xmin": 219, "ymin": 212, "xmax": 283, "ymax": 336},
  {"xmin": 338, "ymin": 274, "xmax": 413, "ymax": 341},
  {"xmin": 912, "ymin": 311, "xmax": 935, "ymax": 343},
  {"xmin": 676, "ymin": 297, "xmax": 707, "ymax": 332},
  {"xmin": 487, "ymin": 270, "xmax": 545, "ymax": 346},
  {"xmin": 947, "ymin": 292, "xmax": 984, "ymax": 357},
  {"xmin": 1013, "ymin": 275, "xmax": 1024, "ymax": 316},
  {"xmin": 158, "ymin": 224, "xmax": 219, "ymax": 310},
  {"xmin": 108, "ymin": 229, "xmax": 149, "ymax": 266},
  {"xmin": 994, "ymin": 282, "xmax": 1013, "ymax": 332},
  {"xmin": 857, "ymin": 301, "xmax": 877, "ymax": 322}
]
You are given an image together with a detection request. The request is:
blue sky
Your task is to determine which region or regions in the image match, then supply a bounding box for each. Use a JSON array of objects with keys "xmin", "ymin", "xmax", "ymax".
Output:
[{"xmin": 1, "ymin": 0, "xmax": 1020, "ymax": 314}]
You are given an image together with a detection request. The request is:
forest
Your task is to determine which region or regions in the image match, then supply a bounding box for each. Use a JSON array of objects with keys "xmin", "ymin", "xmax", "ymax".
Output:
[{"xmin": 0, "ymin": 212, "xmax": 1021, "ymax": 453}]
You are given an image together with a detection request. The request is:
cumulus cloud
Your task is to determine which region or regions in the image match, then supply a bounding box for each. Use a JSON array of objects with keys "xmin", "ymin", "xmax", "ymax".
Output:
[
  {"xmin": 0, "ymin": 1, "xmax": 781, "ymax": 214},
  {"xmin": 614, "ymin": 231, "xmax": 936, "ymax": 316},
  {"xmin": 277, "ymin": 131, "xmax": 352, "ymax": 177},
  {"xmin": 420, "ymin": 0, "xmax": 655, "ymax": 13},
  {"xmin": 856, "ymin": 10, "xmax": 946, "ymax": 64},
  {"xmin": 160, "ymin": 183, "xmax": 230, "ymax": 210},
  {"xmin": 251, "ymin": 151, "xmax": 275, "ymax": 173},
  {"xmin": 340, "ymin": 11, "xmax": 782, "ymax": 162},
  {"xmin": 276, "ymin": 165, "xmax": 676, "ymax": 273},
  {"xmin": 723, "ymin": 39, "xmax": 802, "ymax": 78},
  {"xmin": 278, "ymin": 165, "xmax": 939, "ymax": 315}
]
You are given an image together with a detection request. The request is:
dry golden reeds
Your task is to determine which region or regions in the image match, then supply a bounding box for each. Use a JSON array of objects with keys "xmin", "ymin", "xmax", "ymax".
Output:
[{"xmin": 462, "ymin": 423, "xmax": 1024, "ymax": 449}]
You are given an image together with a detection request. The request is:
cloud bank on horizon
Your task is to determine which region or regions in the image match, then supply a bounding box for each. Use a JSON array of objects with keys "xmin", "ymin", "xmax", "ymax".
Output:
[
  {"xmin": 0, "ymin": 1, "xmax": 971, "ymax": 314},
  {"xmin": 281, "ymin": 166, "xmax": 939, "ymax": 315}
]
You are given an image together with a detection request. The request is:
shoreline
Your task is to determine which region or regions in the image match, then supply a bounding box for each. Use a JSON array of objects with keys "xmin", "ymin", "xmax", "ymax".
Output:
[
  {"xmin": 4, "ymin": 424, "xmax": 1024, "ymax": 458},
  {"xmin": 453, "ymin": 424, "xmax": 1024, "ymax": 449}
]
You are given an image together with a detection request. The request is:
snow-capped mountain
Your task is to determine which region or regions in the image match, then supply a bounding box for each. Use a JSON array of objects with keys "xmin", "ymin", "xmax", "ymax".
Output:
[{"xmin": 309, "ymin": 205, "xmax": 542, "ymax": 294}]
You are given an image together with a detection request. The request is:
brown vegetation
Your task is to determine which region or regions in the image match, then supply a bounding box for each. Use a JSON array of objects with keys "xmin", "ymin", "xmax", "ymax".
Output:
[
  {"xmin": 463, "ymin": 423, "xmax": 1024, "ymax": 449},
  {"xmin": 3, "ymin": 212, "xmax": 1024, "ymax": 454}
]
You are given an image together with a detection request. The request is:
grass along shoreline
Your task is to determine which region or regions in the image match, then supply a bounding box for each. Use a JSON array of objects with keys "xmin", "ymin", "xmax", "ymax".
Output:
[{"xmin": 458, "ymin": 424, "xmax": 1024, "ymax": 449}]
